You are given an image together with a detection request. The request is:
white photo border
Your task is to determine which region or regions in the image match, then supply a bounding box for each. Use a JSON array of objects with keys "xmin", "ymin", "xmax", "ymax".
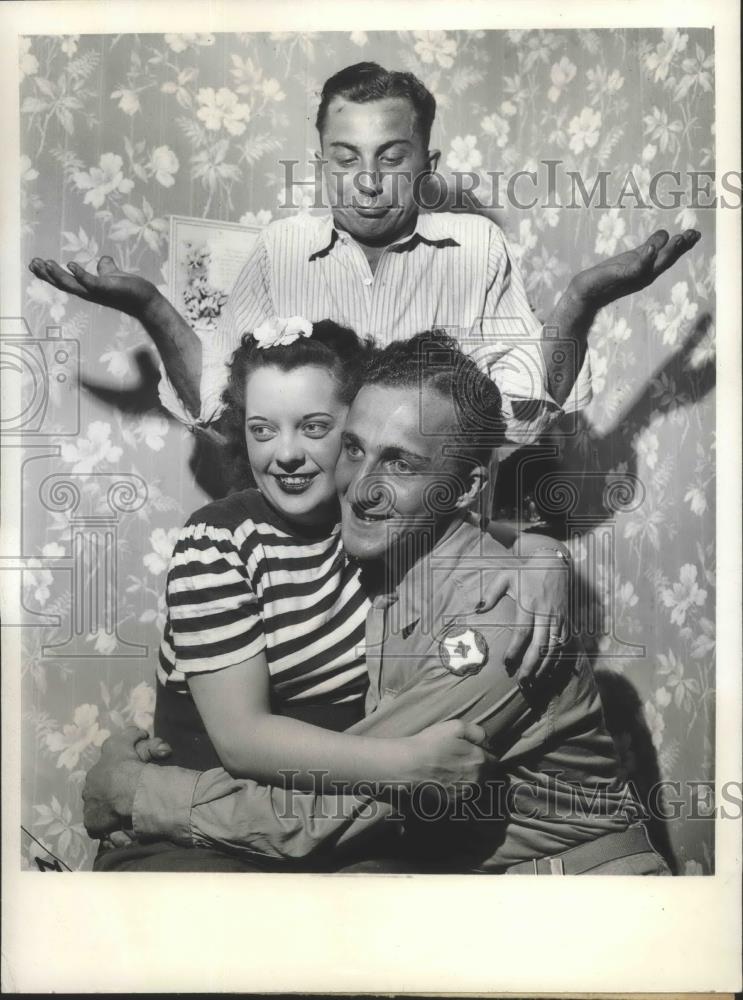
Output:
[{"xmin": 1, "ymin": 0, "xmax": 740, "ymax": 993}]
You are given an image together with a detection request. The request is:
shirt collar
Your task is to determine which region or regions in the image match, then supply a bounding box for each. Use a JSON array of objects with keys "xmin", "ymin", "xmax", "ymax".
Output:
[
  {"xmin": 308, "ymin": 212, "xmax": 461, "ymax": 262},
  {"xmin": 307, "ymin": 215, "xmax": 338, "ymax": 261},
  {"xmin": 380, "ymin": 516, "xmax": 476, "ymax": 630}
]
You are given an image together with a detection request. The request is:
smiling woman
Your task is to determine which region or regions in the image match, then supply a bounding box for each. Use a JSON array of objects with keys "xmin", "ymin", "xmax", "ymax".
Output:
[
  {"xmin": 223, "ymin": 319, "xmax": 371, "ymax": 526},
  {"xmin": 155, "ymin": 321, "xmax": 373, "ymax": 758},
  {"xmin": 246, "ymin": 365, "xmax": 344, "ymax": 517}
]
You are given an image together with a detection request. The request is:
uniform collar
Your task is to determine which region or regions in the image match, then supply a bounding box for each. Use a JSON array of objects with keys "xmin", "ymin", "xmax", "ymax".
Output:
[
  {"xmin": 308, "ymin": 212, "xmax": 461, "ymax": 262},
  {"xmin": 378, "ymin": 515, "xmax": 476, "ymax": 630}
]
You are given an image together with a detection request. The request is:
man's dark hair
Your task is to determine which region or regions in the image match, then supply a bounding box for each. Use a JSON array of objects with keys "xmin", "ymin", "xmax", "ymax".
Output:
[
  {"xmin": 361, "ymin": 330, "xmax": 505, "ymax": 471},
  {"xmin": 220, "ymin": 319, "xmax": 374, "ymax": 487},
  {"xmin": 316, "ymin": 62, "xmax": 437, "ymax": 147}
]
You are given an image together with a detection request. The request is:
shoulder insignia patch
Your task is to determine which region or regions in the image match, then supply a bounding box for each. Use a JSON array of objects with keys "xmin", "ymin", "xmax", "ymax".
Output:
[{"xmin": 438, "ymin": 626, "xmax": 489, "ymax": 676}]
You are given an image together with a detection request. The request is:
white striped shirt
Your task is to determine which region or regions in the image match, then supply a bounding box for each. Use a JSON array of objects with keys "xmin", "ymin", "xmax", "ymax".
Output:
[
  {"xmin": 159, "ymin": 212, "xmax": 591, "ymax": 446},
  {"xmin": 158, "ymin": 490, "xmax": 369, "ymax": 706}
]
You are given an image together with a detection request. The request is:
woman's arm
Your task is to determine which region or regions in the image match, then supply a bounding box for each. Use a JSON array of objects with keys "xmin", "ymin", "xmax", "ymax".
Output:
[{"xmin": 187, "ymin": 653, "xmax": 486, "ymax": 791}]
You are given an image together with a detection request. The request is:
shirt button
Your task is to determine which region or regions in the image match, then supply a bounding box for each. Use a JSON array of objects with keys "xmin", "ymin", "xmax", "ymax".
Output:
[{"xmin": 363, "ymin": 277, "xmax": 372, "ymax": 286}]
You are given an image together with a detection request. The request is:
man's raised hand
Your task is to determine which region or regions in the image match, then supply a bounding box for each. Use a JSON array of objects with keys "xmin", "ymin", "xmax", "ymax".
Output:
[
  {"xmin": 28, "ymin": 255, "xmax": 159, "ymax": 320},
  {"xmin": 29, "ymin": 253, "xmax": 203, "ymax": 416},
  {"xmin": 572, "ymin": 228, "xmax": 701, "ymax": 311}
]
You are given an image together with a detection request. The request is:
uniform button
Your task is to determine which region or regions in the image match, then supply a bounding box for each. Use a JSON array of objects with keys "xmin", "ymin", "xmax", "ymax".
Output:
[{"xmin": 363, "ymin": 277, "xmax": 372, "ymax": 286}]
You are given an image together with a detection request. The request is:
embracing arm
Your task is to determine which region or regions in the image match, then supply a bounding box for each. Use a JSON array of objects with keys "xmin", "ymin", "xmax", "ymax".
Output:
[
  {"xmin": 187, "ymin": 654, "xmax": 483, "ymax": 790},
  {"xmin": 159, "ymin": 615, "xmax": 526, "ymax": 858},
  {"xmin": 85, "ymin": 616, "xmax": 523, "ymax": 860},
  {"xmin": 170, "ymin": 511, "xmax": 483, "ymax": 792},
  {"xmin": 474, "ymin": 523, "xmax": 571, "ymax": 686}
]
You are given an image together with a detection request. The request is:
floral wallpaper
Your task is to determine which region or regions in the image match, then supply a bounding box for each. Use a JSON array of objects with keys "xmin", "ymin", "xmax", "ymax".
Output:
[{"xmin": 17, "ymin": 29, "xmax": 715, "ymax": 872}]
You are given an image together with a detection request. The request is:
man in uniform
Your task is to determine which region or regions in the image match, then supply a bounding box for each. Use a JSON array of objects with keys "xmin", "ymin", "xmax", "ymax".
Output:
[{"xmin": 83, "ymin": 332, "xmax": 668, "ymax": 875}]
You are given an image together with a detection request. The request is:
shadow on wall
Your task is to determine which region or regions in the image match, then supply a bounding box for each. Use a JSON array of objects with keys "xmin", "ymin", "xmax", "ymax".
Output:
[
  {"xmin": 495, "ymin": 312, "xmax": 716, "ymax": 527},
  {"xmin": 80, "ymin": 348, "xmax": 245, "ymax": 499},
  {"xmin": 495, "ymin": 313, "xmax": 715, "ymax": 875},
  {"xmin": 594, "ymin": 668, "xmax": 678, "ymax": 872}
]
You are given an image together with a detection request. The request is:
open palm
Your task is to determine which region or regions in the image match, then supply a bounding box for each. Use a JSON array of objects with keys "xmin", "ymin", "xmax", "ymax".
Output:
[
  {"xmin": 574, "ymin": 228, "xmax": 701, "ymax": 310},
  {"xmin": 28, "ymin": 255, "xmax": 158, "ymax": 319}
]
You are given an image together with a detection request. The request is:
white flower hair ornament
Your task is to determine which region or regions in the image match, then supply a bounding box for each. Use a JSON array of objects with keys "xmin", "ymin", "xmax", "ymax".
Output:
[{"xmin": 253, "ymin": 315, "xmax": 313, "ymax": 349}]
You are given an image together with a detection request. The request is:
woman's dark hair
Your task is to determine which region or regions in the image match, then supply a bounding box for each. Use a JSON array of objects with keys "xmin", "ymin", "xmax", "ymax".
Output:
[{"xmin": 220, "ymin": 319, "xmax": 374, "ymax": 489}]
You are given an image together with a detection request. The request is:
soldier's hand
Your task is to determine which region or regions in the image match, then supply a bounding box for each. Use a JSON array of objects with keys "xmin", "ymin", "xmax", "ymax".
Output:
[
  {"xmin": 481, "ymin": 551, "xmax": 571, "ymax": 689},
  {"xmin": 134, "ymin": 735, "xmax": 173, "ymax": 763},
  {"xmin": 28, "ymin": 255, "xmax": 160, "ymax": 320},
  {"xmin": 82, "ymin": 726, "xmax": 150, "ymax": 838},
  {"xmin": 99, "ymin": 829, "xmax": 138, "ymax": 851},
  {"xmin": 571, "ymin": 228, "xmax": 701, "ymax": 310}
]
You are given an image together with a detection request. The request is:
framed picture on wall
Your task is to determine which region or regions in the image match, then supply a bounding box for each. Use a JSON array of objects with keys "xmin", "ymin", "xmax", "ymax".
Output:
[{"xmin": 167, "ymin": 215, "xmax": 264, "ymax": 333}]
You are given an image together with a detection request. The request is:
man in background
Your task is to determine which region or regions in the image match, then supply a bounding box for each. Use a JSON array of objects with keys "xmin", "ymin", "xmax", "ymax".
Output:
[{"xmin": 29, "ymin": 62, "xmax": 699, "ymax": 451}]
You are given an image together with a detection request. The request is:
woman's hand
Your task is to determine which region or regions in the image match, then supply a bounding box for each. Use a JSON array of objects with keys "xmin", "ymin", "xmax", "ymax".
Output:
[
  {"xmin": 28, "ymin": 255, "xmax": 160, "ymax": 320},
  {"xmin": 477, "ymin": 550, "xmax": 571, "ymax": 689},
  {"xmin": 399, "ymin": 719, "xmax": 489, "ymax": 790}
]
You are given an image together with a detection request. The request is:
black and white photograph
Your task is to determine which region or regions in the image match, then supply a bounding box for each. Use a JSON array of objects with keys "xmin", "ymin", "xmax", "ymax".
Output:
[{"xmin": 1, "ymin": 0, "xmax": 740, "ymax": 993}]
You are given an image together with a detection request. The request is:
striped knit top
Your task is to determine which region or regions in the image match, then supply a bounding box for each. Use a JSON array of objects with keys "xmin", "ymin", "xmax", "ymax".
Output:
[{"xmin": 158, "ymin": 489, "xmax": 370, "ymax": 707}]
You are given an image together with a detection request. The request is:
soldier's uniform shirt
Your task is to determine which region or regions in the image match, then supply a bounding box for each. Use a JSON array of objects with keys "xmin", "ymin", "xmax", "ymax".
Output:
[
  {"xmin": 133, "ymin": 517, "xmax": 640, "ymax": 870},
  {"xmin": 158, "ymin": 212, "xmax": 592, "ymax": 449}
]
